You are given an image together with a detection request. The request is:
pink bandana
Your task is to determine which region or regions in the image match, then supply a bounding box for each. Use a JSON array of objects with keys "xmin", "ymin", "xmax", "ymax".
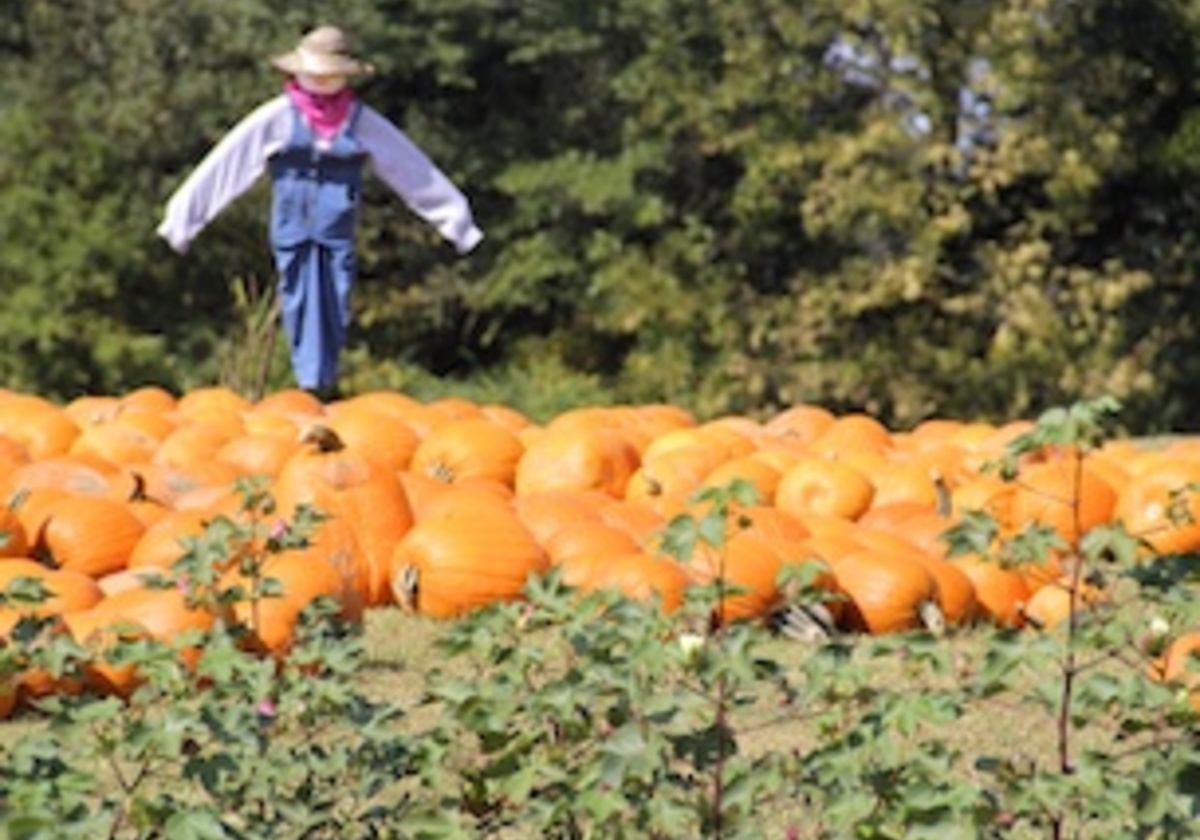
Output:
[{"xmin": 285, "ymin": 79, "xmax": 356, "ymax": 139}]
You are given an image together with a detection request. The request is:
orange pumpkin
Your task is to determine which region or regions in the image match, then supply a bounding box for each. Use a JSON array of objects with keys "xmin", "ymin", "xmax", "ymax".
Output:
[
  {"xmin": 60, "ymin": 608, "xmax": 152, "ymax": 699},
  {"xmin": 562, "ymin": 550, "xmax": 692, "ymax": 614},
  {"xmin": 272, "ymin": 425, "xmax": 414, "ymax": 608},
  {"xmin": 1156, "ymin": 631, "xmax": 1200, "ymax": 713},
  {"xmin": 624, "ymin": 445, "xmax": 729, "ymax": 518},
  {"xmin": 88, "ymin": 585, "xmax": 218, "ymax": 672},
  {"xmin": 112, "ymin": 408, "xmax": 180, "ymax": 447},
  {"xmin": 425, "ymin": 395, "xmax": 485, "ymax": 427},
  {"xmin": 479, "ymin": 403, "xmax": 535, "ymax": 435},
  {"xmin": 1111, "ymin": 459, "xmax": 1200, "ymax": 557},
  {"xmin": 1010, "ymin": 455, "xmax": 1118, "ymax": 545},
  {"xmin": 222, "ymin": 547, "xmax": 356, "ymax": 656},
  {"xmin": 685, "ymin": 532, "xmax": 788, "ymax": 624},
  {"xmin": 829, "ymin": 549, "xmax": 941, "ymax": 634},
  {"xmin": 126, "ymin": 507, "xmax": 239, "ymax": 572},
  {"xmin": 326, "ymin": 390, "xmax": 437, "ymax": 437},
  {"xmin": 390, "ymin": 506, "xmax": 549, "ymax": 619},
  {"xmin": 640, "ymin": 424, "xmax": 755, "ymax": 465},
  {"xmin": 761, "ymin": 403, "xmax": 837, "ymax": 446},
  {"xmin": 69, "ymin": 417, "xmax": 163, "ymax": 468},
  {"xmin": 865, "ymin": 508, "xmax": 957, "ymax": 561},
  {"xmin": 908, "ymin": 551, "xmax": 978, "ymax": 628},
  {"xmin": 775, "ymin": 456, "xmax": 876, "ymax": 522},
  {"xmin": 515, "ymin": 428, "xmax": 640, "ymax": 499},
  {"xmin": 544, "ymin": 520, "xmax": 642, "ymax": 566},
  {"xmin": 410, "ymin": 417, "xmax": 526, "ymax": 487},
  {"xmin": 0, "ymin": 559, "xmax": 105, "ymax": 616},
  {"xmin": 2, "ymin": 454, "xmax": 136, "ymax": 502},
  {"xmin": 130, "ymin": 461, "xmax": 239, "ymax": 509},
  {"xmin": 611, "ymin": 404, "xmax": 698, "ymax": 455},
  {"xmin": 728, "ymin": 505, "xmax": 811, "ymax": 548},
  {"xmin": 950, "ymin": 554, "xmax": 1031, "ymax": 629},
  {"xmin": 512, "ymin": 489, "xmax": 608, "ymax": 545},
  {"xmin": 540, "ymin": 405, "xmax": 623, "ymax": 439},
  {"xmin": 0, "ymin": 394, "xmax": 81, "ymax": 459},
  {"xmin": 241, "ymin": 411, "xmax": 304, "ymax": 442},
  {"xmin": 411, "ymin": 479, "xmax": 514, "ymax": 523},
  {"xmin": 950, "ymin": 475, "xmax": 1019, "ymax": 533},
  {"xmin": 594, "ymin": 499, "xmax": 666, "ymax": 546},
  {"xmin": 700, "ymin": 455, "xmax": 784, "ymax": 506},
  {"xmin": 250, "ymin": 387, "xmax": 326, "ymax": 420},
  {"xmin": 1022, "ymin": 577, "xmax": 1107, "ymax": 631},
  {"xmin": 849, "ymin": 529, "xmax": 977, "ymax": 627},
  {"xmin": 0, "ymin": 671, "xmax": 16, "ymax": 720},
  {"xmin": 9, "ymin": 486, "xmax": 71, "ymax": 549},
  {"xmin": 323, "ymin": 405, "xmax": 422, "ymax": 474},
  {"xmin": 96, "ymin": 567, "xmax": 171, "ymax": 598},
  {"xmin": 796, "ymin": 530, "xmax": 867, "ymax": 569},
  {"xmin": 397, "ymin": 470, "xmax": 456, "ymax": 523},
  {"xmin": 0, "ymin": 502, "xmax": 30, "ymax": 559},
  {"xmin": 36, "ymin": 495, "xmax": 146, "ymax": 579},
  {"xmin": 864, "ymin": 461, "xmax": 944, "ymax": 513},
  {"xmin": 64, "ymin": 394, "xmax": 122, "ymax": 429},
  {"xmin": 808, "ymin": 413, "xmax": 894, "ymax": 459},
  {"xmin": 0, "ymin": 433, "xmax": 31, "ymax": 482},
  {"xmin": 857, "ymin": 501, "xmax": 943, "ymax": 534},
  {"xmin": 119, "ymin": 385, "xmax": 178, "ymax": 414},
  {"xmin": 153, "ymin": 422, "xmax": 238, "ymax": 473},
  {"xmin": 172, "ymin": 386, "xmax": 252, "ymax": 427},
  {"xmin": 215, "ymin": 433, "xmax": 303, "ymax": 479}
]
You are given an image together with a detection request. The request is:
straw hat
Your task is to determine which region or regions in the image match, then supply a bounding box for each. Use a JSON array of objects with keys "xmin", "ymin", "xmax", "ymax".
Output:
[{"xmin": 271, "ymin": 26, "xmax": 374, "ymax": 77}]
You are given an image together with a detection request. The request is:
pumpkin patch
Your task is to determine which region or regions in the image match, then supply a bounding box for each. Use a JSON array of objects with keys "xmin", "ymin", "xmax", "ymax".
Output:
[{"xmin": 0, "ymin": 385, "xmax": 1195, "ymax": 716}]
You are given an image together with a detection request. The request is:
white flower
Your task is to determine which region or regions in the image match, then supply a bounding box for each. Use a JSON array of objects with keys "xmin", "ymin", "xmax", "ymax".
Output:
[
  {"xmin": 678, "ymin": 632, "xmax": 705, "ymax": 659},
  {"xmin": 1149, "ymin": 615, "xmax": 1171, "ymax": 638}
]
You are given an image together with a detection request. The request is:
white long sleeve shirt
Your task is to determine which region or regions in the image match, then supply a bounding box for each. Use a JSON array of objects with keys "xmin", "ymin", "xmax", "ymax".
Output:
[{"xmin": 156, "ymin": 95, "xmax": 484, "ymax": 255}]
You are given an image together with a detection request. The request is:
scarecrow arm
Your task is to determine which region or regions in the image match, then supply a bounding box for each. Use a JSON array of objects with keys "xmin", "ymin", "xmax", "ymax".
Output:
[
  {"xmin": 358, "ymin": 107, "xmax": 484, "ymax": 256},
  {"xmin": 157, "ymin": 97, "xmax": 292, "ymax": 254}
]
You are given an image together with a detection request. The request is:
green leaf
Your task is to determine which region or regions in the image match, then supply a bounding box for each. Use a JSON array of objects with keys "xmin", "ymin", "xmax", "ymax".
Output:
[{"xmin": 162, "ymin": 810, "xmax": 229, "ymax": 840}]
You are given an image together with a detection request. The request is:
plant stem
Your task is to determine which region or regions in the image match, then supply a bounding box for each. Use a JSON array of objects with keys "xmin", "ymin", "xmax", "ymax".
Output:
[
  {"xmin": 713, "ymin": 671, "xmax": 727, "ymax": 840},
  {"xmin": 1052, "ymin": 449, "xmax": 1090, "ymax": 840}
]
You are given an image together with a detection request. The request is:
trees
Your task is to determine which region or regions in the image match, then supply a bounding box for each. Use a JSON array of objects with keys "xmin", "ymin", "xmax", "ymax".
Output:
[{"xmin": 1, "ymin": 0, "xmax": 1197, "ymax": 431}]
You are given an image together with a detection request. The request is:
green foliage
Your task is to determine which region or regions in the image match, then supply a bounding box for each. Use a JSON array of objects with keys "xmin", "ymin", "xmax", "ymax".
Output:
[
  {"xmin": 3, "ymin": 407, "xmax": 1200, "ymax": 836},
  {"xmin": 411, "ymin": 579, "xmax": 794, "ymax": 837},
  {"xmin": 1, "ymin": 1, "xmax": 1199, "ymax": 429},
  {"xmin": 0, "ymin": 481, "xmax": 416, "ymax": 840}
]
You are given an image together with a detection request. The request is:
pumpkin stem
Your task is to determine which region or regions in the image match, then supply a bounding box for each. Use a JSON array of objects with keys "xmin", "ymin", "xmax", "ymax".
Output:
[
  {"xmin": 6, "ymin": 488, "xmax": 30, "ymax": 513},
  {"xmin": 394, "ymin": 565, "xmax": 419, "ymax": 612},
  {"xmin": 918, "ymin": 599, "xmax": 946, "ymax": 636},
  {"xmin": 933, "ymin": 473, "xmax": 952, "ymax": 518},
  {"xmin": 428, "ymin": 462, "xmax": 456, "ymax": 485},
  {"xmin": 127, "ymin": 471, "xmax": 163, "ymax": 505},
  {"xmin": 299, "ymin": 424, "xmax": 346, "ymax": 453}
]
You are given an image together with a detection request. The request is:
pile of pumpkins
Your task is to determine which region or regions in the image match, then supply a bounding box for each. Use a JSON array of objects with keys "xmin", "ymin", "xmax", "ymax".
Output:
[{"xmin": 0, "ymin": 384, "xmax": 1199, "ymax": 717}]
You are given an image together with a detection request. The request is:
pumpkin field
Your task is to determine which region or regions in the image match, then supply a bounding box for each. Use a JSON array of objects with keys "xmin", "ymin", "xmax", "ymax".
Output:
[{"xmin": 1, "ymin": 385, "xmax": 1199, "ymax": 838}]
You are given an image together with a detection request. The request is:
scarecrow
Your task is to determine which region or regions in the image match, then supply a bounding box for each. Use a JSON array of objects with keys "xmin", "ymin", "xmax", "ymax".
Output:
[{"xmin": 157, "ymin": 25, "xmax": 484, "ymax": 399}]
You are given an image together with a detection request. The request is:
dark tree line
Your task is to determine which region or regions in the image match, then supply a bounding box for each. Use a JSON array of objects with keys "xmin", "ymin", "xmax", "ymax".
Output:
[{"xmin": 1, "ymin": 0, "xmax": 1198, "ymax": 432}]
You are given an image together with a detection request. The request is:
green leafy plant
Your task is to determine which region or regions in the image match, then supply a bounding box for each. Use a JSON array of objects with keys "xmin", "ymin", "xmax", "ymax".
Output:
[
  {"xmin": 0, "ymin": 483, "xmax": 417, "ymax": 840},
  {"xmin": 937, "ymin": 398, "xmax": 1200, "ymax": 838},
  {"xmin": 411, "ymin": 481, "xmax": 804, "ymax": 838},
  {"xmin": 3, "ymin": 400, "xmax": 1200, "ymax": 839}
]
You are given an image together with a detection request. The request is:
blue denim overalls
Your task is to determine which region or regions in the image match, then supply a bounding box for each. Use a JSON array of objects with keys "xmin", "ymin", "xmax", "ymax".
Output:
[{"xmin": 267, "ymin": 102, "xmax": 366, "ymax": 392}]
